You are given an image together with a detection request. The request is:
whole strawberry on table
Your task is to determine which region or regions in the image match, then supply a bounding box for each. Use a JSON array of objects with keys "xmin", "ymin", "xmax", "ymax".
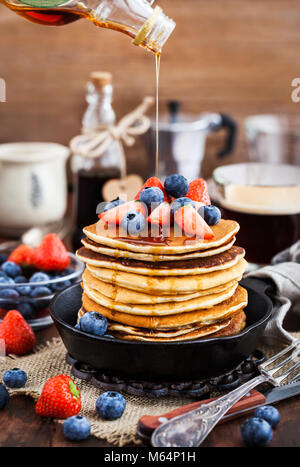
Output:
[
  {"xmin": 99, "ymin": 175, "xmax": 221, "ymax": 238},
  {"xmin": 0, "ymin": 234, "xmax": 76, "ymax": 323}
]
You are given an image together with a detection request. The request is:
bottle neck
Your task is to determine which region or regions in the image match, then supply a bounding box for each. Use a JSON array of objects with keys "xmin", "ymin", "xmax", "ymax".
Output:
[{"xmin": 82, "ymin": 83, "xmax": 116, "ymax": 131}]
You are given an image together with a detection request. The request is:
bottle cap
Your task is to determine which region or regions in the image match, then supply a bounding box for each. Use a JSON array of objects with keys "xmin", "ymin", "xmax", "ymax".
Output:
[{"xmin": 90, "ymin": 72, "xmax": 112, "ymax": 88}]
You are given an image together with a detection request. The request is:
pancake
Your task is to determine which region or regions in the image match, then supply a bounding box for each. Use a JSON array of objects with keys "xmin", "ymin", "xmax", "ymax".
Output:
[
  {"xmin": 86, "ymin": 258, "xmax": 248, "ymax": 294},
  {"xmin": 83, "ymin": 280, "xmax": 238, "ymax": 316},
  {"xmin": 83, "ymin": 219, "xmax": 240, "ymax": 255},
  {"xmin": 109, "ymin": 311, "xmax": 246, "ymax": 342},
  {"xmin": 77, "ymin": 245, "xmax": 245, "ymax": 276},
  {"xmin": 77, "ymin": 307, "xmax": 232, "ymax": 338},
  {"xmin": 82, "ymin": 270, "xmax": 240, "ymax": 304},
  {"xmin": 81, "ymin": 236, "xmax": 236, "ymax": 262},
  {"xmin": 81, "ymin": 285, "xmax": 248, "ymax": 329}
]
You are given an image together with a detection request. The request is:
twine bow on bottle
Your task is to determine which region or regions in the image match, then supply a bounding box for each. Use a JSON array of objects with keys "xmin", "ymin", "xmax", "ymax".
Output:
[{"xmin": 70, "ymin": 96, "xmax": 154, "ymax": 161}]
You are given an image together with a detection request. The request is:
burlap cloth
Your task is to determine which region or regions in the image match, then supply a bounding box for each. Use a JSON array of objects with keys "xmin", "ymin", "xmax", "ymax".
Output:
[{"xmin": 1, "ymin": 333, "xmax": 299, "ymax": 446}]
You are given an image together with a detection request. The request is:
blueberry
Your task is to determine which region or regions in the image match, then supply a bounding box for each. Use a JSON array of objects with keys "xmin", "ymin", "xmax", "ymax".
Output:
[
  {"xmin": 0, "ymin": 383, "xmax": 9, "ymax": 409},
  {"xmin": 30, "ymin": 286, "xmax": 52, "ymax": 298},
  {"xmin": 79, "ymin": 311, "xmax": 108, "ymax": 337},
  {"xmin": 121, "ymin": 211, "xmax": 146, "ymax": 236},
  {"xmin": 201, "ymin": 205, "xmax": 221, "ymax": 226},
  {"xmin": 103, "ymin": 197, "xmax": 125, "ymax": 213},
  {"xmin": 58, "ymin": 268, "xmax": 74, "ymax": 277},
  {"xmin": 164, "ymin": 174, "xmax": 189, "ymax": 198},
  {"xmin": 63, "ymin": 415, "xmax": 91, "ymax": 441},
  {"xmin": 14, "ymin": 276, "xmax": 27, "ymax": 284},
  {"xmin": 0, "ymin": 276, "xmax": 14, "ymax": 286},
  {"xmin": 3, "ymin": 368, "xmax": 27, "ymax": 388},
  {"xmin": 139, "ymin": 187, "xmax": 164, "ymax": 208},
  {"xmin": 29, "ymin": 272, "xmax": 50, "ymax": 283},
  {"xmin": 96, "ymin": 391, "xmax": 126, "ymax": 420},
  {"xmin": 16, "ymin": 285, "xmax": 32, "ymax": 296},
  {"xmin": 241, "ymin": 417, "xmax": 273, "ymax": 446},
  {"xmin": 0, "ymin": 288, "xmax": 19, "ymax": 299},
  {"xmin": 1, "ymin": 261, "xmax": 22, "ymax": 278},
  {"xmin": 170, "ymin": 197, "xmax": 195, "ymax": 216},
  {"xmin": 74, "ymin": 323, "xmax": 80, "ymax": 330},
  {"xmin": 50, "ymin": 278, "xmax": 71, "ymax": 292},
  {"xmin": 0, "ymin": 254, "xmax": 8, "ymax": 266},
  {"xmin": 253, "ymin": 405, "xmax": 280, "ymax": 429},
  {"xmin": 17, "ymin": 303, "xmax": 36, "ymax": 320}
]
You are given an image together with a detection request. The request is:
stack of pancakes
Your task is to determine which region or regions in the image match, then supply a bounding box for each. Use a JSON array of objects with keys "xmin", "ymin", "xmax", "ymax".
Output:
[{"xmin": 76, "ymin": 219, "xmax": 248, "ymax": 342}]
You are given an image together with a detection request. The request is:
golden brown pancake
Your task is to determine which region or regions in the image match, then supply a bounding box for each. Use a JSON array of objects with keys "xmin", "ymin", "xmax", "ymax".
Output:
[
  {"xmin": 77, "ymin": 245, "xmax": 245, "ymax": 276},
  {"xmin": 85, "ymin": 258, "xmax": 248, "ymax": 294},
  {"xmin": 82, "ymin": 269, "xmax": 240, "ymax": 304},
  {"xmin": 81, "ymin": 236, "xmax": 236, "ymax": 262},
  {"xmin": 81, "ymin": 285, "xmax": 248, "ymax": 329},
  {"xmin": 83, "ymin": 219, "xmax": 240, "ymax": 254}
]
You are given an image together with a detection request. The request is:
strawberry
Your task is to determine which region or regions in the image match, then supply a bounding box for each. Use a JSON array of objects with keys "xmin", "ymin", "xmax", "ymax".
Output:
[
  {"xmin": 174, "ymin": 205, "xmax": 214, "ymax": 239},
  {"xmin": 147, "ymin": 202, "xmax": 171, "ymax": 226},
  {"xmin": 99, "ymin": 200, "xmax": 146, "ymax": 225},
  {"xmin": 33, "ymin": 233, "xmax": 70, "ymax": 271},
  {"xmin": 135, "ymin": 177, "xmax": 171, "ymax": 203},
  {"xmin": 186, "ymin": 179, "xmax": 211, "ymax": 205},
  {"xmin": 35, "ymin": 374, "xmax": 81, "ymax": 419},
  {"xmin": 8, "ymin": 244, "xmax": 35, "ymax": 267},
  {"xmin": 0, "ymin": 310, "xmax": 36, "ymax": 355}
]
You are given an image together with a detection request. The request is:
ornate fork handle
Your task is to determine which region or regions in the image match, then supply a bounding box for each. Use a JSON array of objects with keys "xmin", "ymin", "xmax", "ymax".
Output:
[{"xmin": 151, "ymin": 374, "xmax": 266, "ymax": 447}]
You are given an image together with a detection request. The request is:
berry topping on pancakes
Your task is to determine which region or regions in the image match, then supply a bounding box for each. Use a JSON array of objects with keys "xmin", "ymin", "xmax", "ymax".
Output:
[{"xmin": 99, "ymin": 175, "xmax": 219, "ymax": 238}]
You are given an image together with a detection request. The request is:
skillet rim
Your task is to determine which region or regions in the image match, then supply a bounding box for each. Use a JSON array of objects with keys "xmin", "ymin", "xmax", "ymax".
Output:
[{"xmin": 49, "ymin": 281, "xmax": 273, "ymax": 347}]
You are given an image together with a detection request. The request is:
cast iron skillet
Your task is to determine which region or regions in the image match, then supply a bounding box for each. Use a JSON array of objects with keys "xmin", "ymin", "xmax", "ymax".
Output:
[{"xmin": 49, "ymin": 277, "xmax": 274, "ymax": 382}]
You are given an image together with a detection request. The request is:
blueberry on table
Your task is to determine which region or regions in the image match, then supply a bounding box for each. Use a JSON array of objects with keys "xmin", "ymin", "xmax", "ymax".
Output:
[
  {"xmin": 3, "ymin": 368, "xmax": 27, "ymax": 388},
  {"xmin": 164, "ymin": 174, "xmax": 189, "ymax": 198},
  {"xmin": 79, "ymin": 311, "xmax": 108, "ymax": 337},
  {"xmin": 170, "ymin": 197, "xmax": 195, "ymax": 216},
  {"xmin": 139, "ymin": 186, "xmax": 164, "ymax": 208},
  {"xmin": 96, "ymin": 391, "xmax": 126, "ymax": 420},
  {"xmin": 241, "ymin": 417, "xmax": 273, "ymax": 446},
  {"xmin": 63, "ymin": 415, "xmax": 91, "ymax": 441},
  {"xmin": 254, "ymin": 405, "xmax": 280, "ymax": 429},
  {"xmin": 0, "ymin": 384, "xmax": 9, "ymax": 409},
  {"xmin": 29, "ymin": 272, "xmax": 50, "ymax": 283},
  {"xmin": 1, "ymin": 261, "xmax": 22, "ymax": 278},
  {"xmin": 121, "ymin": 211, "xmax": 146, "ymax": 236},
  {"xmin": 201, "ymin": 205, "xmax": 221, "ymax": 226}
]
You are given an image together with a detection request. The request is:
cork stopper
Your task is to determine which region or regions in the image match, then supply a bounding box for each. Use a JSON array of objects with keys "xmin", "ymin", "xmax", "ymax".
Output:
[{"xmin": 90, "ymin": 72, "xmax": 112, "ymax": 89}]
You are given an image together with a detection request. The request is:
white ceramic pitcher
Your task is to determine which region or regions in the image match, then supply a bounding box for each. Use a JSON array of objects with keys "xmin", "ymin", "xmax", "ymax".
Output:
[{"xmin": 0, "ymin": 142, "xmax": 69, "ymax": 237}]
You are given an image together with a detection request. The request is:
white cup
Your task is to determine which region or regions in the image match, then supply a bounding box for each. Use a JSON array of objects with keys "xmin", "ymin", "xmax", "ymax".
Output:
[{"xmin": 0, "ymin": 142, "xmax": 69, "ymax": 237}]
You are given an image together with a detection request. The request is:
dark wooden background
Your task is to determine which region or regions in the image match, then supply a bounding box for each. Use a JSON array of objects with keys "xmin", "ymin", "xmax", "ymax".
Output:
[{"xmin": 0, "ymin": 0, "xmax": 300, "ymax": 178}]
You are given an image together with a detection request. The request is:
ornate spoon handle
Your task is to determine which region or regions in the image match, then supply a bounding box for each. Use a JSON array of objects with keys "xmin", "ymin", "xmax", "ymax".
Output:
[{"xmin": 151, "ymin": 374, "xmax": 266, "ymax": 447}]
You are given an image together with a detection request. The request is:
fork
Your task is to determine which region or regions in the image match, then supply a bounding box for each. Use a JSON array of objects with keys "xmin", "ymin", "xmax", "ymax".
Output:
[{"xmin": 151, "ymin": 340, "xmax": 300, "ymax": 447}]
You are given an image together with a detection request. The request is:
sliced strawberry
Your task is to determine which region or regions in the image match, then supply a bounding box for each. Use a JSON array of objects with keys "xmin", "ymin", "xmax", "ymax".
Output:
[
  {"xmin": 99, "ymin": 200, "xmax": 146, "ymax": 225},
  {"xmin": 186, "ymin": 179, "xmax": 211, "ymax": 205},
  {"xmin": 174, "ymin": 205, "xmax": 214, "ymax": 239},
  {"xmin": 135, "ymin": 177, "xmax": 171, "ymax": 203},
  {"xmin": 147, "ymin": 202, "xmax": 171, "ymax": 226}
]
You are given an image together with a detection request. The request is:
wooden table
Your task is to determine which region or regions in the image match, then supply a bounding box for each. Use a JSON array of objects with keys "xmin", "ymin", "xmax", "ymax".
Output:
[{"xmin": 0, "ymin": 321, "xmax": 299, "ymax": 447}]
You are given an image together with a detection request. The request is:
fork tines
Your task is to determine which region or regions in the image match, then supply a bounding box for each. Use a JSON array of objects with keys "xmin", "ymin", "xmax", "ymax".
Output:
[{"xmin": 259, "ymin": 339, "xmax": 300, "ymax": 386}]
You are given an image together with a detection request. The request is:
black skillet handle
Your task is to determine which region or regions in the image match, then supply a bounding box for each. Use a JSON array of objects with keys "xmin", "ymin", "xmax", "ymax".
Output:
[{"xmin": 241, "ymin": 276, "xmax": 276, "ymax": 300}]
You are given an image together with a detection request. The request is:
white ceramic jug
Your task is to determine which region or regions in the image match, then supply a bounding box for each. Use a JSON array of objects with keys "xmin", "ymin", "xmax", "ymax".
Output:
[{"xmin": 0, "ymin": 142, "xmax": 69, "ymax": 237}]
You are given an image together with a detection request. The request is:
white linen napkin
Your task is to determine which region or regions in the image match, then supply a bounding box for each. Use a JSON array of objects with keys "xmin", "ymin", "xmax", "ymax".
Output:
[{"xmin": 247, "ymin": 241, "xmax": 300, "ymax": 345}]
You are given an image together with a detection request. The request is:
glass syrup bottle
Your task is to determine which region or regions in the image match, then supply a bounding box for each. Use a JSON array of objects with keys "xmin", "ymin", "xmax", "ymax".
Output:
[
  {"xmin": 1, "ymin": 0, "xmax": 175, "ymax": 53},
  {"xmin": 71, "ymin": 71, "xmax": 123, "ymax": 251}
]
